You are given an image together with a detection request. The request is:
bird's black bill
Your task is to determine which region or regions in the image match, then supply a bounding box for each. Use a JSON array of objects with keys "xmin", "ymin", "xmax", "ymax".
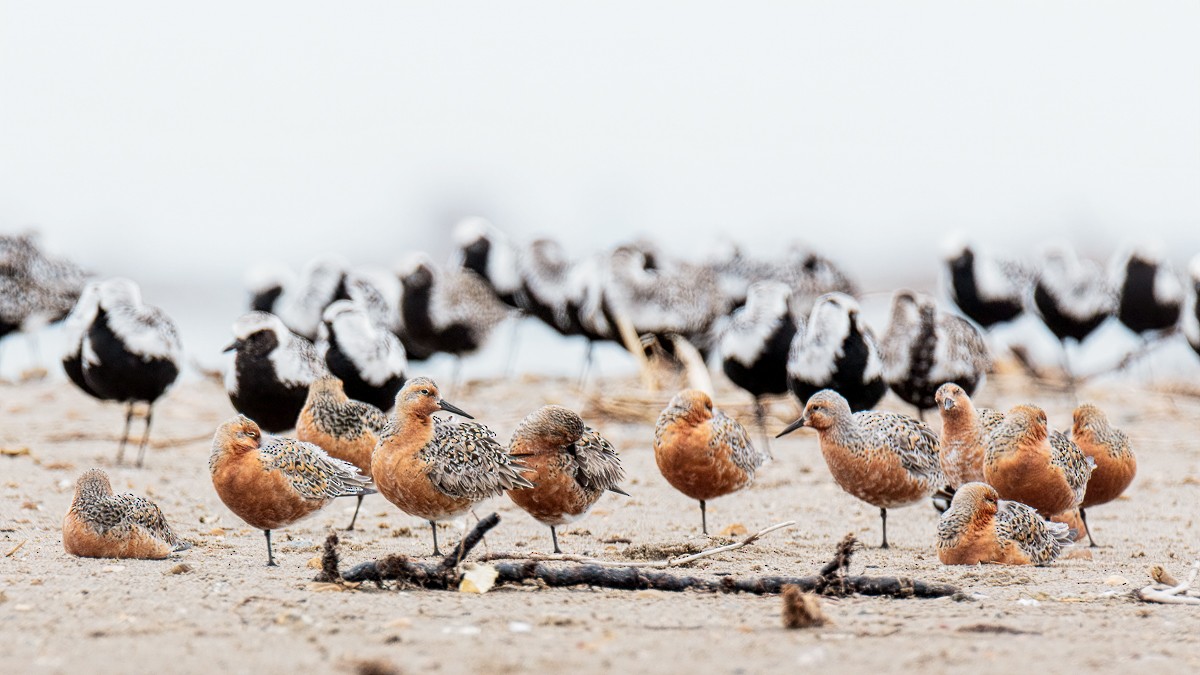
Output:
[
  {"xmin": 775, "ymin": 416, "xmax": 808, "ymax": 438},
  {"xmin": 437, "ymin": 399, "xmax": 474, "ymax": 419},
  {"xmin": 222, "ymin": 339, "xmax": 243, "ymax": 353},
  {"xmin": 608, "ymin": 485, "xmax": 631, "ymax": 497},
  {"xmin": 942, "ymin": 398, "xmax": 954, "ymax": 412}
]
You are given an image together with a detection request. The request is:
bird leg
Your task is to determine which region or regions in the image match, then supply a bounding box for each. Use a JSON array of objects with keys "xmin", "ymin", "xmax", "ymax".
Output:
[
  {"xmin": 503, "ymin": 317, "xmax": 522, "ymax": 378},
  {"xmin": 135, "ymin": 404, "xmax": 155, "ymax": 467},
  {"xmin": 345, "ymin": 495, "xmax": 364, "ymax": 531},
  {"xmin": 879, "ymin": 507, "xmax": 889, "ymax": 549},
  {"xmin": 115, "ymin": 402, "xmax": 135, "ymax": 465},
  {"xmin": 265, "ymin": 530, "xmax": 277, "ymax": 566},
  {"xmin": 1080, "ymin": 507, "xmax": 1097, "ymax": 548},
  {"xmin": 430, "ymin": 520, "xmax": 442, "ymax": 556},
  {"xmin": 1061, "ymin": 340, "xmax": 1078, "ymax": 404},
  {"xmin": 754, "ymin": 399, "xmax": 774, "ymax": 460},
  {"xmin": 550, "ymin": 526, "xmax": 561, "ymax": 554},
  {"xmin": 577, "ymin": 340, "xmax": 595, "ymax": 390},
  {"xmin": 700, "ymin": 500, "xmax": 708, "ymax": 535}
]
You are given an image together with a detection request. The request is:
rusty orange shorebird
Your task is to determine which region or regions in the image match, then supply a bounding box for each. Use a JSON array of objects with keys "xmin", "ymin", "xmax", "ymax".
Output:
[
  {"xmin": 209, "ymin": 415, "xmax": 372, "ymax": 566},
  {"xmin": 296, "ymin": 375, "xmax": 388, "ymax": 530},
  {"xmin": 934, "ymin": 382, "xmax": 1004, "ymax": 489},
  {"xmin": 507, "ymin": 405, "xmax": 627, "ymax": 553},
  {"xmin": 63, "ymin": 468, "xmax": 189, "ymax": 559},
  {"xmin": 984, "ymin": 404, "xmax": 1093, "ymax": 519},
  {"xmin": 372, "ymin": 377, "xmax": 533, "ymax": 555},
  {"xmin": 653, "ymin": 389, "xmax": 767, "ymax": 535},
  {"xmin": 1071, "ymin": 403, "xmax": 1136, "ymax": 547},
  {"xmin": 777, "ymin": 389, "xmax": 943, "ymax": 548},
  {"xmin": 936, "ymin": 482, "xmax": 1073, "ymax": 565}
]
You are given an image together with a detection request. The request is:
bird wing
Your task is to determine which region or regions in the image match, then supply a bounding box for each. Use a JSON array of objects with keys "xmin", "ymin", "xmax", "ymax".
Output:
[
  {"xmin": 109, "ymin": 304, "xmax": 184, "ymax": 362},
  {"xmin": 261, "ymin": 436, "xmax": 371, "ymax": 500},
  {"xmin": 711, "ymin": 409, "xmax": 765, "ymax": 474},
  {"xmin": 424, "ymin": 417, "xmax": 534, "ymax": 500},
  {"xmin": 858, "ymin": 411, "xmax": 944, "ymax": 482},
  {"xmin": 978, "ymin": 408, "xmax": 1006, "ymax": 436},
  {"xmin": 570, "ymin": 425, "xmax": 625, "ymax": 492},
  {"xmin": 995, "ymin": 499, "xmax": 1071, "ymax": 565},
  {"xmin": 1049, "ymin": 430, "xmax": 1094, "ymax": 500},
  {"xmin": 348, "ymin": 399, "xmax": 389, "ymax": 434},
  {"xmin": 111, "ymin": 493, "xmax": 180, "ymax": 546}
]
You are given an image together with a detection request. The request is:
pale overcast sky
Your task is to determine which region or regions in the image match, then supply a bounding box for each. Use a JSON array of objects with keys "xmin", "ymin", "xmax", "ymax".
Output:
[{"xmin": 2, "ymin": 1, "xmax": 1198, "ymax": 291}]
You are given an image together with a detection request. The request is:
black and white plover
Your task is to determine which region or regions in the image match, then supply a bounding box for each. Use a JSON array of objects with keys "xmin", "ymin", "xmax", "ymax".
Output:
[
  {"xmin": 1032, "ymin": 242, "xmax": 1115, "ymax": 385},
  {"xmin": 942, "ymin": 238, "xmax": 1031, "ymax": 329},
  {"xmin": 244, "ymin": 262, "xmax": 295, "ymax": 314},
  {"xmin": 1182, "ymin": 255, "xmax": 1200, "ymax": 357},
  {"xmin": 273, "ymin": 256, "xmax": 347, "ymax": 341},
  {"xmin": 1, "ymin": 234, "xmax": 87, "ymax": 369},
  {"xmin": 601, "ymin": 244, "xmax": 726, "ymax": 359},
  {"xmin": 1111, "ymin": 245, "xmax": 1183, "ymax": 339},
  {"xmin": 880, "ymin": 290, "xmax": 990, "ymax": 419},
  {"xmin": 396, "ymin": 253, "xmax": 510, "ymax": 379},
  {"xmin": 787, "ymin": 292, "xmax": 887, "ymax": 413},
  {"xmin": 79, "ymin": 278, "xmax": 182, "ymax": 466},
  {"xmin": 718, "ymin": 281, "xmax": 797, "ymax": 447},
  {"xmin": 224, "ymin": 311, "xmax": 327, "ymax": 433},
  {"xmin": 316, "ymin": 300, "xmax": 407, "ymax": 412},
  {"xmin": 61, "ymin": 281, "xmax": 102, "ymax": 397},
  {"xmin": 453, "ymin": 217, "xmax": 525, "ymax": 310}
]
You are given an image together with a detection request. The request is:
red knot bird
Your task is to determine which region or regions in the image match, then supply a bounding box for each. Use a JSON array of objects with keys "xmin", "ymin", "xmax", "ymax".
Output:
[
  {"xmin": 777, "ymin": 389, "xmax": 943, "ymax": 548},
  {"xmin": 936, "ymin": 482, "xmax": 1073, "ymax": 566},
  {"xmin": 209, "ymin": 415, "xmax": 371, "ymax": 566},
  {"xmin": 654, "ymin": 389, "xmax": 767, "ymax": 535},
  {"xmin": 1071, "ymin": 403, "xmax": 1136, "ymax": 547},
  {"xmin": 506, "ymin": 405, "xmax": 627, "ymax": 552},
  {"xmin": 63, "ymin": 469, "xmax": 189, "ymax": 559},
  {"xmin": 371, "ymin": 377, "xmax": 532, "ymax": 555},
  {"xmin": 296, "ymin": 375, "xmax": 389, "ymax": 530},
  {"xmin": 984, "ymin": 404, "xmax": 1094, "ymax": 518}
]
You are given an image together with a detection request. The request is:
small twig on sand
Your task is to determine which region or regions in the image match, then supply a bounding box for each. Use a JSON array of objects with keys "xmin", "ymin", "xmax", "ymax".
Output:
[
  {"xmin": 1135, "ymin": 561, "xmax": 1200, "ymax": 605},
  {"xmin": 316, "ymin": 516, "xmax": 957, "ymax": 598},
  {"xmin": 478, "ymin": 520, "xmax": 795, "ymax": 569}
]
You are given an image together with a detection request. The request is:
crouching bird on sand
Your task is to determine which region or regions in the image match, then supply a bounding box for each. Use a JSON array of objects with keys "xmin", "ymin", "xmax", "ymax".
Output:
[
  {"xmin": 63, "ymin": 468, "xmax": 190, "ymax": 560},
  {"xmin": 937, "ymin": 482, "xmax": 1074, "ymax": 566}
]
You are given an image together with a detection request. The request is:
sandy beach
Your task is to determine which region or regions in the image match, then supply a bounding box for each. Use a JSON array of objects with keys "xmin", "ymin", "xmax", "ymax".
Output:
[{"xmin": 2, "ymin": 369, "xmax": 1199, "ymax": 675}]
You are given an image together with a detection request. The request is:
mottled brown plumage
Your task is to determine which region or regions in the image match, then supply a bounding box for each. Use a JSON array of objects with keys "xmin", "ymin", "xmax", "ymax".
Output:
[
  {"xmin": 935, "ymin": 382, "xmax": 1004, "ymax": 488},
  {"xmin": 777, "ymin": 389, "xmax": 943, "ymax": 548},
  {"xmin": 62, "ymin": 469, "xmax": 187, "ymax": 560},
  {"xmin": 209, "ymin": 415, "xmax": 371, "ymax": 565},
  {"xmin": 296, "ymin": 375, "xmax": 388, "ymax": 530},
  {"xmin": 1072, "ymin": 403, "xmax": 1136, "ymax": 546},
  {"xmin": 506, "ymin": 405, "xmax": 627, "ymax": 552},
  {"xmin": 654, "ymin": 389, "xmax": 767, "ymax": 535},
  {"xmin": 372, "ymin": 377, "xmax": 532, "ymax": 555},
  {"xmin": 984, "ymin": 404, "xmax": 1093, "ymax": 518},
  {"xmin": 937, "ymin": 482, "xmax": 1073, "ymax": 566}
]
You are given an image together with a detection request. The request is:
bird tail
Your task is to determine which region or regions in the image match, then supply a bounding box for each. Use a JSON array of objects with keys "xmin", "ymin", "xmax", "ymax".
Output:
[
  {"xmin": 1047, "ymin": 520, "xmax": 1075, "ymax": 556},
  {"xmin": 931, "ymin": 485, "xmax": 955, "ymax": 514}
]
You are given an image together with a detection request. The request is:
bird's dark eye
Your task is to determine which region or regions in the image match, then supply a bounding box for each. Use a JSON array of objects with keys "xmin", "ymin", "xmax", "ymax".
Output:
[{"xmin": 420, "ymin": 389, "xmax": 430, "ymax": 396}]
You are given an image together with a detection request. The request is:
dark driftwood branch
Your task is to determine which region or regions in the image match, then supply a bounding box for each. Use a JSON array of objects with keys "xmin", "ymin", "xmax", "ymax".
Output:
[{"xmin": 316, "ymin": 515, "xmax": 957, "ymax": 598}]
